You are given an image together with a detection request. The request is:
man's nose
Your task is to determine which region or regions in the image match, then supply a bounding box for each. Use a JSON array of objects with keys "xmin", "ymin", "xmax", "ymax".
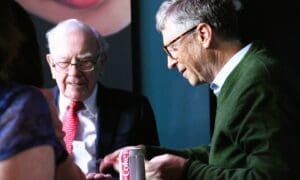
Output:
[
  {"xmin": 68, "ymin": 58, "xmax": 81, "ymax": 75},
  {"xmin": 167, "ymin": 56, "xmax": 177, "ymax": 69},
  {"xmin": 67, "ymin": 63, "xmax": 81, "ymax": 75}
]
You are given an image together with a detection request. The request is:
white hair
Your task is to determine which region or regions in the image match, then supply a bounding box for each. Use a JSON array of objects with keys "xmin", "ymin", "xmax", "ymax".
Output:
[
  {"xmin": 156, "ymin": 0, "xmax": 242, "ymax": 39},
  {"xmin": 46, "ymin": 19, "xmax": 108, "ymax": 59}
]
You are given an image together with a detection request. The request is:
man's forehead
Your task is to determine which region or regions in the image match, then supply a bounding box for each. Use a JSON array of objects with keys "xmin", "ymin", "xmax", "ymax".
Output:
[
  {"xmin": 50, "ymin": 37, "xmax": 98, "ymax": 58},
  {"xmin": 162, "ymin": 21, "xmax": 185, "ymax": 45},
  {"xmin": 51, "ymin": 51, "xmax": 96, "ymax": 58}
]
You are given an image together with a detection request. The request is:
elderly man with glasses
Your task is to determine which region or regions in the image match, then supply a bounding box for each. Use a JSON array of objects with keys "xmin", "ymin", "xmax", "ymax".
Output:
[{"xmin": 45, "ymin": 19, "xmax": 160, "ymax": 178}]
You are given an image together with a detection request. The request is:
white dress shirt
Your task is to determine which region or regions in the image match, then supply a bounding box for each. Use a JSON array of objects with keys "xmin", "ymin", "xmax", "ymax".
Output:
[{"xmin": 59, "ymin": 84, "xmax": 99, "ymax": 174}]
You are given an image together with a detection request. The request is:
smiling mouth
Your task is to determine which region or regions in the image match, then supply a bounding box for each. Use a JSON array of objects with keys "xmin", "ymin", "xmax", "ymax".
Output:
[
  {"xmin": 178, "ymin": 68, "xmax": 186, "ymax": 74},
  {"xmin": 67, "ymin": 82, "xmax": 84, "ymax": 87}
]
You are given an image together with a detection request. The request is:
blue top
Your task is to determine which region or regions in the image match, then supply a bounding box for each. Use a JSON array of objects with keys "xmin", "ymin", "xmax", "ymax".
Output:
[{"xmin": 0, "ymin": 80, "xmax": 67, "ymax": 163}]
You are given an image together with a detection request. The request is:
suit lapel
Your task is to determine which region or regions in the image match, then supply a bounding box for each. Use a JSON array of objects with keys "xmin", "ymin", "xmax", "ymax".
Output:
[{"xmin": 96, "ymin": 83, "xmax": 118, "ymax": 158}]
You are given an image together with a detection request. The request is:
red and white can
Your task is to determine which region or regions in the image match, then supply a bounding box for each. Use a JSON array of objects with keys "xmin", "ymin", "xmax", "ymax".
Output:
[{"xmin": 119, "ymin": 147, "xmax": 145, "ymax": 180}]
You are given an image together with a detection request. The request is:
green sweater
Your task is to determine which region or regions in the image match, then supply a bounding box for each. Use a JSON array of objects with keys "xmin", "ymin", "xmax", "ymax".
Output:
[{"xmin": 146, "ymin": 43, "xmax": 298, "ymax": 180}]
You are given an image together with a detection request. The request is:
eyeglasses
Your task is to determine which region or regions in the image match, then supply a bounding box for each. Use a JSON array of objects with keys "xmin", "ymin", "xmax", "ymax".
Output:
[
  {"xmin": 52, "ymin": 54, "xmax": 99, "ymax": 73},
  {"xmin": 163, "ymin": 25, "xmax": 197, "ymax": 59}
]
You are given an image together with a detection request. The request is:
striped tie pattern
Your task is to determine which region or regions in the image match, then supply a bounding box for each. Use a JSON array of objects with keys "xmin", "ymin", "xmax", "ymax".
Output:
[{"xmin": 62, "ymin": 101, "xmax": 83, "ymax": 154}]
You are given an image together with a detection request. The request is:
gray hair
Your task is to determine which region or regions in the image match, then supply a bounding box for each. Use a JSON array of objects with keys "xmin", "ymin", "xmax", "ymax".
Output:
[
  {"xmin": 156, "ymin": 0, "xmax": 242, "ymax": 39},
  {"xmin": 46, "ymin": 19, "xmax": 108, "ymax": 61}
]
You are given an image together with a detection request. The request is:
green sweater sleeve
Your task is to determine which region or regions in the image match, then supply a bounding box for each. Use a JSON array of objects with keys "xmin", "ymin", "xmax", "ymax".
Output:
[{"xmin": 145, "ymin": 145, "xmax": 210, "ymax": 163}]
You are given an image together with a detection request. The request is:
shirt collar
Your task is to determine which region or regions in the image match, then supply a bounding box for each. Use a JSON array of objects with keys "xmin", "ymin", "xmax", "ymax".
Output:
[
  {"xmin": 210, "ymin": 43, "xmax": 252, "ymax": 96},
  {"xmin": 83, "ymin": 84, "xmax": 98, "ymax": 114}
]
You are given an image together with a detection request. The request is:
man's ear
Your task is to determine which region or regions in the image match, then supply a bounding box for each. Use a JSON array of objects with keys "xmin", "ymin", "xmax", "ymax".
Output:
[
  {"xmin": 46, "ymin": 54, "xmax": 56, "ymax": 79},
  {"xmin": 196, "ymin": 23, "xmax": 212, "ymax": 48}
]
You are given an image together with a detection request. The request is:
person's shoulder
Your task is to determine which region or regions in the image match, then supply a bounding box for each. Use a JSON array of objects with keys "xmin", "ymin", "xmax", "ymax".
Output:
[
  {"xmin": 0, "ymin": 80, "xmax": 51, "ymax": 125},
  {"xmin": 0, "ymin": 81, "xmax": 49, "ymax": 114},
  {"xmin": 0, "ymin": 80, "xmax": 43, "ymax": 100},
  {"xmin": 241, "ymin": 42, "xmax": 279, "ymax": 74},
  {"xmin": 247, "ymin": 41, "xmax": 278, "ymax": 61},
  {"xmin": 45, "ymin": 85, "xmax": 59, "ymax": 97}
]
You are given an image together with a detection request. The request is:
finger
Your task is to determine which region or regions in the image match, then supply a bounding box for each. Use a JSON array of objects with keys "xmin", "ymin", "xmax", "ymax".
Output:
[
  {"xmin": 94, "ymin": 173, "xmax": 113, "ymax": 179},
  {"xmin": 144, "ymin": 160, "xmax": 152, "ymax": 171},
  {"xmin": 103, "ymin": 174, "xmax": 113, "ymax": 178},
  {"xmin": 89, "ymin": 174, "xmax": 113, "ymax": 180},
  {"xmin": 99, "ymin": 150, "xmax": 120, "ymax": 172},
  {"xmin": 113, "ymin": 161, "xmax": 119, "ymax": 172},
  {"xmin": 99, "ymin": 160, "xmax": 114, "ymax": 173},
  {"xmin": 146, "ymin": 171, "xmax": 162, "ymax": 180},
  {"xmin": 86, "ymin": 172, "xmax": 97, "ymax": 179}
]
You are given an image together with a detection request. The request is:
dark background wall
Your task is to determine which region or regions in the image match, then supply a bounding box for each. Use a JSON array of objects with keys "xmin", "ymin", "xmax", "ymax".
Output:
[
  {"xmin": 239, "ymin": 0, "xmax": 300, "ymax": 97},
  {"xmin": 239, "ymin": 0, "xmax": 299, "ymax": 68}
]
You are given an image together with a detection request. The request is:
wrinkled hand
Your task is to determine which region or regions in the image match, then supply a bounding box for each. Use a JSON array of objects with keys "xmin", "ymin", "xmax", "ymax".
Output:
[
  {"xmin": 86, "ymin": 172, "xmax": 113, "ymax": 180},
  {"xmin": 145, "ymin": 154, "xmax": 188, "ymax": 180},
  {"xmin": 99, "ymin": 148, "xmax": 121, "ymax": 173}
]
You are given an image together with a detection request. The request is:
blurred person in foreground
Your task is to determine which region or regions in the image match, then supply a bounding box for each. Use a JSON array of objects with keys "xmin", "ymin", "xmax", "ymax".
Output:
[
  {"xmin": 0, "ymin": 1, "xmax": 85, "ymax": 179},
  {"xmin": 45, "ymin": 18, "xmax": 160, "ymax": 178},
  {"xmin": 0, "ymin": 1, "xmax": 112, "ymax": 179},
  {"xmin": 99, "ymin": 0, "xmax": 299, "ymax": 179}
]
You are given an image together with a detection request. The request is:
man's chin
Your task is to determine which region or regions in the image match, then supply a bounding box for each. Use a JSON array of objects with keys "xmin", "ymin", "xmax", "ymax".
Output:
[
  {"xmin": 67, "ymin": 94, "xmax": 84, "ymax": 102},
  {"xmin": 67, "ymin": 83, "xmax": 85, "ymax": 89},
  {"xmin": 65, "ymin": 88, "xmax": 86, "ymax": 100},
  {"xmin": 189, "ymin": 81, "xmax": 198, "ymax": 87},
  {"xmin": 187, "ymin": 78, "xmax": 203, "ymax": 87}
]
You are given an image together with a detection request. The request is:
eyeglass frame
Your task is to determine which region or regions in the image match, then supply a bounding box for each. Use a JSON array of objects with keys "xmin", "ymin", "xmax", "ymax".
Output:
[
  {"xmin": 163, "ymin": 25, "xmax": 198, "ymax": 59},
  {"xmin": 51, "ymin": 53, "xmax": 100, "ymax": 73}
]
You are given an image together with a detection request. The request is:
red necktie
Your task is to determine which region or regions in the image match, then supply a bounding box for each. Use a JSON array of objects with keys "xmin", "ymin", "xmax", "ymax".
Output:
[{"xmin": 62, "ymin": 101, "xmax": 83, "ymax": 154}]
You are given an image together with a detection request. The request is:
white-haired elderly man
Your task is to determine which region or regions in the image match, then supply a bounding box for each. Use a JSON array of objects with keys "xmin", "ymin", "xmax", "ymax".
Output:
[{"xmin": 45, "ymin": 19, "xmax": 160, "ymax": 178}]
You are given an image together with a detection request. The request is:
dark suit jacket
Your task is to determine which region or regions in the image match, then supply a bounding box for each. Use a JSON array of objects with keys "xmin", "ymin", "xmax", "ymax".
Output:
[{"xmin": 51, "ymin": 82, "xmax": 160, "ymax": 164}]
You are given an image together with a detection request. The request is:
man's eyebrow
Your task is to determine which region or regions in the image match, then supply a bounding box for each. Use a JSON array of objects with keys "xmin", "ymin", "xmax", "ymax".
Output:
[{"xmin": 77, "ymin": 52, "xmax": 96, "ymax": 58}]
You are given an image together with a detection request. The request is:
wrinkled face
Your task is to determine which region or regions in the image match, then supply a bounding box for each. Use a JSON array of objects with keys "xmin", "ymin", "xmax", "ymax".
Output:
[
  {"xmin": 162, "ymin": 22, "xmax": 207, "ymax": 86},
  {"xmin": 47, "ymin": 30, "xmax": 100, "ymax": 101}
]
